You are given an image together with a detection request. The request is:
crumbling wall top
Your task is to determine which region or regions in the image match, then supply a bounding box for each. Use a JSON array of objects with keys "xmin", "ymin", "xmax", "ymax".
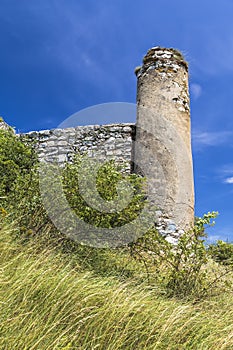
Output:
[
  {"xmin": 135, "ymin": 46, "xmax": 188, "ymax": 77},
  {"xmin": 0, "ymin": 117, "xmax": 14, "ymax": 133}
]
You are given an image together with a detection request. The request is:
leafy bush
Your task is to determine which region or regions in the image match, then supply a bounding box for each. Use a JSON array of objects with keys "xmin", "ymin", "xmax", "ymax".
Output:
[
  {"xmin": 208, "ymin": 240, "xmax": 233, "ymax": 266},
  {"xmin": 131, "ymin": 212, "xmax": 219, "ymax": 299},
  {"xmin": 0, "ymin": 129, "xmax": 37, "ymax": 199},
  {"xmin": 62, "ymin": 155, "xmax": 146, "ymax": 229},
  {"xmin": 0, "ymin": 128, "xmax": 39, "ymax": 228}
]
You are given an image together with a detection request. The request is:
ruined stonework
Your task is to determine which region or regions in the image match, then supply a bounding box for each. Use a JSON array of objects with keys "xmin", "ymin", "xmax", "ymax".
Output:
[
  {"xmin": 134, "ymin": 47, "xmax": 194, "ymax": 230},
  {"xmin": 24, "ymin": 124, "xmax": 134, "ymax": 172},
  {"xmin": 13, "ymin": 46, "xmax": 194, "ymax": 241},
  {"xmin": 0, "ymin": 119, "xmax": 14, "ymax": 132}
]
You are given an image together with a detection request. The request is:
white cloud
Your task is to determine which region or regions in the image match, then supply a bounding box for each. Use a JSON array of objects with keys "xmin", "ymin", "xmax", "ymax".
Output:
[
  {"xmin": 215, "ymin": 164, "xmax": 233, "ymax": 185},
  {"xmin": 206, "ymin": 225, "xmax": 233, "ymax": 244},
  {"xmin": 206, "ymin": 234, "xmax": 232, "ymax": 244},
  {"xmin": 224, "ymin": 177, "xmax": 233, "ymax": 184},
  {"xmin": 206, "ymin": 234, "xmax": 225, "ymax": 243},
  {"xmin": 192, "ymin": 130, "xmax": 233, "ymax": 148},
  {"xmin": 190, "ymin": 83, "xmax": 202, "ymax": 99}
]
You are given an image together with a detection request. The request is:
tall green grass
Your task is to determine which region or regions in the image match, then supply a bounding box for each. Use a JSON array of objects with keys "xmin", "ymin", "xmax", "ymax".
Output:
[{"xmin": 1, "ymin": 221, "xmax": 233, "ymax": 349}]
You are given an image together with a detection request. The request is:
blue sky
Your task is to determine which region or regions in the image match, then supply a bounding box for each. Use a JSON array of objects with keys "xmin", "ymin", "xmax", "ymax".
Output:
[{"xmin": 1, "ymin": 0, "xmax": 233, "ymax": 241}]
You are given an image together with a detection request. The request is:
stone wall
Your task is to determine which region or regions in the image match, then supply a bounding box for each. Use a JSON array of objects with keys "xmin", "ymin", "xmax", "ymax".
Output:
[
  {"xmin": 0, "ymin": 119, "xmax": 14, "ymax": 132},
  {"xmin": 24, "ymin": 123, "xmax": 135, "ymax": 172}
]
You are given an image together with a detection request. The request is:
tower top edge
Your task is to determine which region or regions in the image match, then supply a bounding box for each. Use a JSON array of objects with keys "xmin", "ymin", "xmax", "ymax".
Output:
[{"xmin": 135, "ymin": 46, "xmax": 188, "ymax": 77}]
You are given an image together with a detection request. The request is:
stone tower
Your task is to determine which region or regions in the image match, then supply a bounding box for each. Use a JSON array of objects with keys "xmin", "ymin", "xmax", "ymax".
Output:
[{"xmin": 133, "ymin": 47, "xmax": 194, "ymax": 230}]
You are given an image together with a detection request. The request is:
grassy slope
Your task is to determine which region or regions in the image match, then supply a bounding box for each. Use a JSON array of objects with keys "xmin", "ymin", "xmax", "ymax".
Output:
[{"xmin": 1, "ymin": 222, "xmax": 233, "ymax": 350}]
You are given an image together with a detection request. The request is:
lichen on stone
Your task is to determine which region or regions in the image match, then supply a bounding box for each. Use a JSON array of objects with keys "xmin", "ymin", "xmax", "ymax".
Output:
[
  {"xmin": 134, "ymin": 66, "xmax": 142, "ymax": 76},
  {"xmin": 0, "ymin": 117, "xmax": 15, "ymax": 133},
  {"xmin": 136, "ymin": 46, "xmax": 188, "ymax": 78}
]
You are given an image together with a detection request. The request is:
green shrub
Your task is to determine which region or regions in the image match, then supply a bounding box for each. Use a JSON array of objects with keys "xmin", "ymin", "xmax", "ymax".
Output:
[
  {"xmin": 0, "ymin": 129, "xmax": 38, "ymax": 221},
  {"xmin": 208, "ymin": 240, "xmax": 233, "ymax": 266},
  {"xmin": 131, "ymin": 212, "xmax": 219, "ymax": 299},
  {"xmin": 0, "ymin": 129, "xmax": 37, "ymax": 198},
  {"xmin": 62, "ymin": 155, "xmax": 146, "ymax": 230}
]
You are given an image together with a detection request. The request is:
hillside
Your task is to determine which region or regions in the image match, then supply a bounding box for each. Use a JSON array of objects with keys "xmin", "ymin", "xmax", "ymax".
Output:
[
  {"xmin": 1, "ymin": 127, "xmax": 233, "ymax": 349},
  {"xmin": 1, "ymin": 221, "xmax": 233, "ymax": 349}
]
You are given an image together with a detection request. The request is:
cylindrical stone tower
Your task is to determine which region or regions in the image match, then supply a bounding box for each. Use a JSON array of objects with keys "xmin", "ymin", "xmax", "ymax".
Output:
[{"xmin": 133, "ymin": 47, "xmax": 194, "ymax": 230}]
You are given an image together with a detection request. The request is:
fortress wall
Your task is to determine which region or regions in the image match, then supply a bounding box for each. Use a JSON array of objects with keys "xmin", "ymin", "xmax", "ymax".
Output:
[{"xmin": 23, "ymin": 123, "xmax": 135, "ymax": 171}]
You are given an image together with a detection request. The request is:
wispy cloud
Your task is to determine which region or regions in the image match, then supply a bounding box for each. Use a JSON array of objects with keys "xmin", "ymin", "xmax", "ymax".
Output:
[
  {"xmin": 192, "ymin": 130, "xmax": 233, "ymax": 149},
  {"xmin": 216, "ymin": 164, "xmax": 233, "ymax": 185},
  {"xmin": 224, "ymin": 177, "xmax": 233, "ymax": 184},
  {"xmin": 190, "ymin": 83, "xmax": 202, "ymax": 100},
  {"xmin": 220, "ymin": 164, "xmax": 233, "ymax": 175},
  {"xmin": 206, "ymin": 223, "xmax": 233, "ymax": 243},
  {"xmin": 206, "ymin": 234, "xmax": 229, "ymax": 243},
  {"xmin": 186, "ymin": 3, "xmax": 233, "ymax": 76},
  {"xmin": 192, "ymin": 35, "xmax": 233, "ymax": 76}
]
